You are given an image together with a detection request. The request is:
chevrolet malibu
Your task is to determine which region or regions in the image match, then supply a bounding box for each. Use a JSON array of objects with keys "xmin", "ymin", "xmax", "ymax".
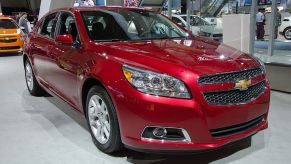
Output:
[{"xmin": 23, "ymin": 7, "xmax": 270, "ymax": 154}]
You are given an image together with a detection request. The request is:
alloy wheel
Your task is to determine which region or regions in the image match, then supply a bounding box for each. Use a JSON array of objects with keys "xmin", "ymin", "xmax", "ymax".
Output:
[
  {"xmin": 88, "ymin": 95, "xmax": 111, "ymax": 144},
  {"xmin": 25, "ymin": 62, "xmax": 34, "ymax": 91}
]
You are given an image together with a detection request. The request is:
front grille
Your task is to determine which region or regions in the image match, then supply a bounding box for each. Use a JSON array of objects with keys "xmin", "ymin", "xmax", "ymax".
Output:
[
  {"xmin": 0, "ymin": 46, "xmax": 21, "ymax": 50},
  {"xmin": 203, "ymin": 80, "xmax": 266, "ymax": 105},
  {"xmin": 199, "ymin": 68, "xmax": 263, "ymax": 85},
  {"xmin": 210, "ymin": 115, "xmax": 265, "ymax": 138},
  {"xmin": 0, "ymin": 39, "xmax": 17, "ymax": 43}
]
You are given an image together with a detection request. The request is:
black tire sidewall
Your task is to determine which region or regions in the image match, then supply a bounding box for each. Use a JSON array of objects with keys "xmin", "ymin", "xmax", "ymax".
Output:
[
  {"xmin": 284, "ymin": 27, "xmax": 291, "ymax": 40},
  {"xmin": 85, "ymin": 86, "xmax": 122, "ymax": 153},
  {"xmin": 24, "ymin": 59, "xmax": 45, "ymax": 96},
  {"xmin": 25, "ymin": 60, "xmax": 35, "ymax": 94}
]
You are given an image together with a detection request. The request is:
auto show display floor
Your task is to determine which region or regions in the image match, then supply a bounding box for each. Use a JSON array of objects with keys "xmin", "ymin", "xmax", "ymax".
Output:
[{"xmin": 1, "ymin": 54, "xmax": 291, "ymax": 164}]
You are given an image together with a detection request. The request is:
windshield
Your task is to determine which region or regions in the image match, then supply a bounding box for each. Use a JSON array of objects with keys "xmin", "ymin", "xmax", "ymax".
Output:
[
  {"xmin": 0, "ymin": 19, "xmax": 18, "ymax": 29},
  {"xmin": 81, "ymin": 10, "xmax": 188, "ymax": 42}
]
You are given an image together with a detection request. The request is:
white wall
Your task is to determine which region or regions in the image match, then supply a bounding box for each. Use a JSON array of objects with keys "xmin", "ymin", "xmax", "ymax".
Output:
[
  {"xmin": 38, "ymin": 0, "xmax": 74, "ymax": 19},
  {"xmin": 38, "ymin": 0, "xmax": 51, "ymax": 19},
  {"xmin": 223, "ymin": 14, "xmax": 251, "ymax": 53}
]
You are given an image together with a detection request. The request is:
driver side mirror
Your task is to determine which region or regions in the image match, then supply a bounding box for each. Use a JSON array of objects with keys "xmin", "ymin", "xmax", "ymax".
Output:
[{"xmin": 55, "ymin": 35, "xmax": 73, "ymax": 45}]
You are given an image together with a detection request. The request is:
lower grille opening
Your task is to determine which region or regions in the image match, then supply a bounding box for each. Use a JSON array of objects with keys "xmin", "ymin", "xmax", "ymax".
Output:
[
  {"xmin": 0, "ymin": 39, "xmax": 17, "ymax": 43},
  {"xmin": 0, "ymin": 46, "xmax": 21, "ymax": 50},
  {"xmin": 210, "ymin": 115, "xmax": 265, "ymax": 138}
]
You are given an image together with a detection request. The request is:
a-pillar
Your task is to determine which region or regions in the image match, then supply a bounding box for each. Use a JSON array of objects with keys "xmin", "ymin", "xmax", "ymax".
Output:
[{"xmin": 38, "ymin": 0, "xmax": 74, "ymax": 19}]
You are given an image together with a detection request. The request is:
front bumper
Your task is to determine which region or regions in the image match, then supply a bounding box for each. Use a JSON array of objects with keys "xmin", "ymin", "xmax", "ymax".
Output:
[{"xmin": 110, "ymin": 79, "xmax": 270, "ymax": 151}]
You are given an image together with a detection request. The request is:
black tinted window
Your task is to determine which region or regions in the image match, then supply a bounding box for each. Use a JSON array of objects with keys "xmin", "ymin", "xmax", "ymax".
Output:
[
  {"xmin": 0, "ymin": 19, "xmax": 18, "ymax": 29},
  {"xmin": 40, "ymin": 13, "xmax": 57, "ymax": 39},
  {"xmin": 57, "ymin": 13, "xmax": 79, "ymax": 42}
]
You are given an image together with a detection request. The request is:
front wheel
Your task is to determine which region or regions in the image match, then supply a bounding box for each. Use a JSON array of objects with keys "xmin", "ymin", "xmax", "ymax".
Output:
[
  {"xmin": 283, "ymin": 27, "xmax": 291, "ymax": 40},
  {"xmin": 85, "ymin": 86, "xmax": 122, "ymax": 153}
]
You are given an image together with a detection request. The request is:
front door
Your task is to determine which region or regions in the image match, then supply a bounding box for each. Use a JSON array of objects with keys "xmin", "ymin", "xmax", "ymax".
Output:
[{"xmin": 46, "ymin": 12, "xmax": 84, "ymax": 109}]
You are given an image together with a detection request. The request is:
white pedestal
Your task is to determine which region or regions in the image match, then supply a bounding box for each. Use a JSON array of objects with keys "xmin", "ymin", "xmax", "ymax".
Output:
[{"xmin": 222, "ymin": 14, "xmax": 250, "ymax": 53}]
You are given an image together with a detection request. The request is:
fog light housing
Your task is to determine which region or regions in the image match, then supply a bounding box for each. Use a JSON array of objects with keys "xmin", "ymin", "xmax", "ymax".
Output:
[{"xmin": 141, "ymin": 126, "xmax": 191, "ymax": 142}]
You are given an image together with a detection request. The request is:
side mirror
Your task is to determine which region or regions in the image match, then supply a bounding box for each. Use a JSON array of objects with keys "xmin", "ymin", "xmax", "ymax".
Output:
[{"xmin": 55, "ymin": 35, "xmax": 73, "ymax": 45}]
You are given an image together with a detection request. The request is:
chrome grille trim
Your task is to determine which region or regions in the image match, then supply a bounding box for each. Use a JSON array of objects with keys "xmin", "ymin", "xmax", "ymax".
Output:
[
  {"xmin": 203, "ymin": 80, "xmax": 266, "ymax": 105},
  {"xmin": 198, "ymin": 67, "xmax": 263, "ymax": 85}
]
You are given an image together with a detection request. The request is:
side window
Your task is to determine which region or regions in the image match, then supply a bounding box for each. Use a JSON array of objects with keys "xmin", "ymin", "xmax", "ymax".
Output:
[
  {"xmin": 83, "ymin": 13, "xmax": 127, "ymax": 41},
  {"xmin": 39, "ymin": 13, "xmax": 57, "ymax": 39},
  {"xmin": 172, "ymin": 17, "xmax": 186, "ymax": 27},
  {"xmin": 57, "ymin": 13, "xmax": 79, "ymax": 42}
]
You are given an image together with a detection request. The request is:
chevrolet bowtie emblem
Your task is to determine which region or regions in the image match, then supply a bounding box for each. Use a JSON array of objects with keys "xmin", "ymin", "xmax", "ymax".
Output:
[{"xmin": 235, "ymin": 79, "xmax": 251, "ymax": 90}]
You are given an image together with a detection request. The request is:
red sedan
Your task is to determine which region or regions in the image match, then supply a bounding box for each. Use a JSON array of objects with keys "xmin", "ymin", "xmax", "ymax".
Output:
[{"xmin": 23, "ymin": 7, "xmax": 270, "ymax": 154}]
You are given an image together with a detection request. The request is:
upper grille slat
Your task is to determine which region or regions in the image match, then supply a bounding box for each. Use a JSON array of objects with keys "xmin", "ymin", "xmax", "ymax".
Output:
[{"xmin": 198, "ymin": 68, "xmax": 263, "ymax": 85}]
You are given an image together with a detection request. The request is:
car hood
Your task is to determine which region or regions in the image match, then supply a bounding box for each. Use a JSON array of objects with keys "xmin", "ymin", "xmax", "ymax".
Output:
[
  {"xmin": 100, "ymin": 37, "xmax": 260, "ymax": 76},
  {"xmin": 0, "ymin": 29, "xmax": 20, "ymax": 36}
]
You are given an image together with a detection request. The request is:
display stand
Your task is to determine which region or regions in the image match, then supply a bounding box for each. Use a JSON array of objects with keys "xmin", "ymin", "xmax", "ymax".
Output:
[{"xmin": 222, "ymin": 14, "xmax": 251, "ymax": 53}]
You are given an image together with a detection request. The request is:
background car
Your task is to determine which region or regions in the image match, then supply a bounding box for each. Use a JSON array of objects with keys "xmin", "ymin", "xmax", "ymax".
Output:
[
  {"xmin": 0, "ymin": 16, "xmax": 24, "ymax": 53},
  {"xmin": 279, "ymin": 16, "xmax": 291, "ymax": 40},
  {"xmin": 172, "ymin": 14, "xmax": 223, "ymax": 41}
]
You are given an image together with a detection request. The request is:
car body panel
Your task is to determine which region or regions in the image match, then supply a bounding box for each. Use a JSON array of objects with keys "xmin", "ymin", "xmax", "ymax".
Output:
[{"xmin": 24, "ymin": 7, "xmax": 270, "ymax": 152}]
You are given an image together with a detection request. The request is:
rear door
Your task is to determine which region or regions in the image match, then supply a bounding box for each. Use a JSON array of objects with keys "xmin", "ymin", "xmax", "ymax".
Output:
[{"xmin": 31, "ymin": 12, "xmax": 58, "ymax": 87}]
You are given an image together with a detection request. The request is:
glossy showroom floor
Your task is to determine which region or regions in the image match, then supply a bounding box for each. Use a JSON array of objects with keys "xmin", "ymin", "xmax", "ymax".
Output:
[{"xmin": 1, "ymin": 54, "xmax": 291, "ymax": 164}]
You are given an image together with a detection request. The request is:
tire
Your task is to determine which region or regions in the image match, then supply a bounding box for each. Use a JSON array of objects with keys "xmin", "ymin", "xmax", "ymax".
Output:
[
  {"xmin": 283, "ymin": 27, "xmax": 291, "ymax": 40},
  {"xmin": 85, "ymin": 86, "xmax": 122, "ymax": 153},
  {"xmin": 24, "ymin": 59, "xmax": 45, "ymax": 96}
]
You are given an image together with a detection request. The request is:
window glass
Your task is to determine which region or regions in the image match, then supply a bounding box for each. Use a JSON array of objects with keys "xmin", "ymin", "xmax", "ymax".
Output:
[
  {"xmin": 81, "ymin": 10, "xmax": 188, "ymax": 42},
  {"xmin": 58, "ymin": 14, "xmax": 74, "ymax": 35},
  {"xmin": 57, "ymin": 12, "xmax": 79, "ymax": 42},
  {"xmin": 39, "ymin": 13, "xmax": 57, "ymax": 39},
  {"xmin": 0, "ymin": 19, "xmax": 18, "ymax": 29}
]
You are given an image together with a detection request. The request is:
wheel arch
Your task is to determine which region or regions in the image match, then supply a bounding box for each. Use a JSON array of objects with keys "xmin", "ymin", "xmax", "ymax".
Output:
[
  {"xmin": 81, "ymin": 77, "xmax": 106, "ymax": 116},
  {"xmin": 23, "ymin": 53, "xmax": 29, "ymax": 66}
]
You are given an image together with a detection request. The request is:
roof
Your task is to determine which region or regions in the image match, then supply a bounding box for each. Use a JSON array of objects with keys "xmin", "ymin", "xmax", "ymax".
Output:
[{"xmin": 53, "ymin": 6, "xmax": 144, "ymax": 13}]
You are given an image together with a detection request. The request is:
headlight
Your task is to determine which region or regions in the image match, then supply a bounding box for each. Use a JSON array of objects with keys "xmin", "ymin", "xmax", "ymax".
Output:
[{"xmin": 122, "ymin": 65, "xmax": 191, "ymax": 99}]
